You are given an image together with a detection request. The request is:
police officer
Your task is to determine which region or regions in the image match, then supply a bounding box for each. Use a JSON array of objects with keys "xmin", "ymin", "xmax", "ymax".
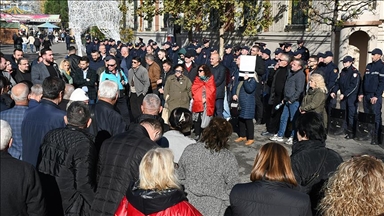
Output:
[
  {"xmin": 322, "ymin": 51, "xmax": 339, "ymax": 115},
  {"xmin": 283, "ymin": 42, "xmax": 294, "ymax": 57},
  {"xmin": 331, "ymin": 56, "xmax": 360, "ymax": 139},
  {"xmin": 200, "ymin": 38, "xmax": 211, "ymax": 65},
  {"xmin": 358, "ymin": 48, "xmax": 384, "ymax": 144},
  {"xmin": 222, "ymin": 44, "xmax": 236, "ymax": 72},
  {"xmin": 296, "ymin": 39, "xmax": 310, "ymax": 61}
]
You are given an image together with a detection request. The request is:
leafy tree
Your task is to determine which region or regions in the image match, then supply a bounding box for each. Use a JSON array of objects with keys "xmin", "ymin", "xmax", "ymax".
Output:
[
  {"xmin": 44, "ymin": 0, "xmax": 69, "ymax": 28},
  {"xmin": 303, "ymin": 0, "xmax": 374, "ymax": 52},
  {"xmin": 137, "ymin": 0, "xmax": 273, "ymax": 55}
]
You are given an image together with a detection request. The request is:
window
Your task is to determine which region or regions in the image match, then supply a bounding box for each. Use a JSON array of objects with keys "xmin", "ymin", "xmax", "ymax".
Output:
[{"xmin": 290, "ymin": 0, "xmax": 309, "ymax": 25}]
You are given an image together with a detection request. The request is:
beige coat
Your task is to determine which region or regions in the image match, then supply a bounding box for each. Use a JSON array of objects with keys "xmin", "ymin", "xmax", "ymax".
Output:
[{"xmin": 164, "ymin": 75, "xmax": 192, "ymax": 113}]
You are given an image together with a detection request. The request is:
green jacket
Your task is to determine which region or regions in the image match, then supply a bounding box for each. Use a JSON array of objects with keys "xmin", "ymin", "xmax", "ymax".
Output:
[{"xmin": 300, "ymin": 88, "xmax": 327, "ymax": 126}]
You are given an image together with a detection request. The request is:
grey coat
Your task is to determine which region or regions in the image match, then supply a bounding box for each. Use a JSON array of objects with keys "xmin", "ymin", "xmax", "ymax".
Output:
[
  {"xmin": 31, "ymin": 62, "xmax": 61, "ymax": 84},
  {"xmin": 128, "ymin": 65, "xmax": 150, "ymax": 96},
  {"xmin": 177, "ymin": 143, "xmax": 239, "ymax": 216},
  {"xmin": 284, "ymin": 68, "xmax": 305, "ymax": 103}
]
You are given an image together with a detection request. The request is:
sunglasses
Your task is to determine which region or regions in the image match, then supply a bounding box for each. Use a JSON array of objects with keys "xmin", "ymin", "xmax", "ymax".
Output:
[
  {"xmin": 107, "ymin": 64, "xmax": 116, "ymax": 67},
  {"xmin": 132, "ymin": 61, "xmax": 138, "ymax": 64},
  {"xmin": 175, "ymin": 70, "xmax": 183, "ymax": 73},
  {"xmin": 198, "ymin": 69, "xmax": 204, "ymax": 72}
]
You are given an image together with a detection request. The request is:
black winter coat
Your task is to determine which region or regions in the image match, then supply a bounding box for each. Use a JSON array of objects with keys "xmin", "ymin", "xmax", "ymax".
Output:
[
  {"xmin": 91, "ymin": 124, "xmax": 158, "ymax": 216},
  {"xmin": 72, "ymin": 68, "xmax": 97, "ymax": 100},
  {"xmin": 1, "ymin": 151, "xmax": 46, "ymax": 216},
  {"xmin": 38, "ymin": 125, "xmax": 97, "ymax": 216},
  {"xmin": 228, "ymin": 180, "xmax": 312, "ymax": 216},
  {"xmin": 291, "ymin": 139, "xmax": 343, "ymax": 214},
  {"xmin": 88, "ymin": 100, "xmax": 127, "ymax": 150},
  {"xmin": 210, "ymin": 63, "xmax": 227, "ymax": 99}
]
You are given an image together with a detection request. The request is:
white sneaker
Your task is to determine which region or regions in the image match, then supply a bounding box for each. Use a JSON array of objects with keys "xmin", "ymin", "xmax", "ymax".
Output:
[
  {"xmin": 285, "ymin": 137, "xmax": 293, "ymax": 145},
  {"xmin": 269, "ymin": 135, "xmax": 284, "ymax": 142}
]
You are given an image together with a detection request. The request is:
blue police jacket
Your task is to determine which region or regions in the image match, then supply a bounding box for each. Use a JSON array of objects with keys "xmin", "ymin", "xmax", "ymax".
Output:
[
  {"xmin": 333, "ymin": 66, "xmax": 360, "ymax": 97},
  {"xmin": 324, "ymin": 62, "xmax": 339, "ymax": 92},
  {"xmin": 362, "ymin": 60, "xmax": 384, "ymax": 97}
]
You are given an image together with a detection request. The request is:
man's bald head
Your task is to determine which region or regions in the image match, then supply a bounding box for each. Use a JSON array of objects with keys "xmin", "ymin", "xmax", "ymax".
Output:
[
  {"xmin": 11, "ymin": 83, "xmax": 29, "ymax": 105},
  {"xmin": 121, "ymin": 47, "xmax": 129, "ymax": 57},
  {"xmin": 210, "ymin": 53, "xmax": 220, "ymax": 67}
]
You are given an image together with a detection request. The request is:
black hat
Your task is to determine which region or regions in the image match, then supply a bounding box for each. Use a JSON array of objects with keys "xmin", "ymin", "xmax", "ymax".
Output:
[
  {"xmin": 94, "ymin": 37, "xmax": 99, "ymax": 41},
  {"xmin": 134, "ymin": 42, "xmax": 140, "ymax": 47},
  {"xmin": 317, "ymin": 52, "xmax": 325, "ymax": 58},
  {"xmin": 148, "ymin": 39, "xmax": 154, "ymax": 44},
  {"xmin": 104, "ymin": 38, "xmax": 109, "ymax": 42},
  {"xmin": 192, "ymin": 39, "xmax": 198, "ymax": 43},
  {"xmin": 172, "ymin": 42, "xmax": 179, "ymax": 47},
  {"xmin": 85, "ymin": 36, "xmax": 90, "ymax": 40},
  {"xmin": 342, "ymin": 55, "xmax": 355, "ymax": 63},
  {"xmin": 258, "ymin": 42, "xmax": 266, "ymax": 47},
  {"xmin": 274, "ymin": 48, "xmax": 283, "ymax": 55},
  {"xmin": 127, "ymin": 42, "xmax": 133, "ymax": 46},
  {"xmin": 185, "ymin": 51, "xmax": 195, "ymax": 58},
  {"xmin": 109, "ymin": 38, "xmax": 115, "ymax": 42},
  {"xmin": 324, "ymin": 51, "xmax": 333, "ymax": 57},
  {"xmin": 262, "ymin": 48, "xmax": 271, "ymax": 56},
  {"xmin": 152, "ymin": 41, "xmax": 157, "ymax": 45},
  {"xmin": 140, "ymin": 43, "xmax": 146, "ymax": 47},
  {"xmin": 279, "ymin": 42, "xmax": 285, "ymax": 47},
  {"xmin": 284, "ymin": 42, "xmax": 292, "ymax": 47},
  {"xmin": 162, "ymin": 41, "xmax": 172, "ymax": 46},
  {"xmin": 211, "ymin": 46, "xmax": 218, "ymax": 52},
  {"xmin": 203, "ymin": 39, "xmax": 210, "ymax": 44},
  {"xmin": 369, "ymin": 48, "xmax": 383, "ymax": 55},
  {"xmin": 224, "ymin": 44, "xmax": 233, "ymax": 49},
  {"xmin": 293, "ymin": 50, "xmax": 302, "ymax": 56},
  {"xmin": 241, "ymin": 46, "xmax": 250, "ymax": 51}
]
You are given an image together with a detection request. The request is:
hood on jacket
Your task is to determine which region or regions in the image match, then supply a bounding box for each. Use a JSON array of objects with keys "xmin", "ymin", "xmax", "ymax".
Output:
[
  {"xmin": 126, "ymin": 182, "xmax": 187, "ymax": 215},
  {"xmin": 292, "ymin": 139, "xmax": 325, "ymax": 155}
]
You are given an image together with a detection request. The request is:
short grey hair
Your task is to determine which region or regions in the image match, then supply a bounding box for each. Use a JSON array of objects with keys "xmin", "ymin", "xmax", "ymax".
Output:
[
  {"xmin": 109, "ymin": 48, "xmax": 117, "ymax": 55},
  {"xmin": 99, "ymin": 80, "xmax": 118, "ymax": 99},
  {"xmin": 11, "ymin": 83, "xmax": 29, "ymax": 102},
  {"xmin": 143, "ymin": 93, "xmax": 161, "ymax": 111},
  {"xmin": 30, "ymin": 84, "xmax": 43, "ymax": 96},
  {"xmin": 0, "ymin": 120, "xmax": 12, "ymax": 150},
  {"xmin": 63, "ymin": 84, "xmax": 75, "ymax": 100},
  {"xmin": 280, "ymin": 53, "xmax": 290, "ymax": 62},
  {"xmin": 145, "ymin": 54, "xmax": 155, "ymax": 62}
]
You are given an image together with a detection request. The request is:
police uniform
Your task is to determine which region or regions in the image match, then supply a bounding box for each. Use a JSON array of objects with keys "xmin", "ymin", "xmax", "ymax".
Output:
[
  {"xmin": 360, "ymin": 49, "xmax": 384, "ymax": 143},
  {"xmin": 296, "ymin": 40, "xmax": 310, "ymax": 61},
  {"xmin": 332, "ymin": 62, "xmax": 360, "ymax": 138}
]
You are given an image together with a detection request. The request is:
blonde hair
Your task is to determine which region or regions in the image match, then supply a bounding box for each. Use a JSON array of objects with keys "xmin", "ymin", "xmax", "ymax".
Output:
[
  {"xmin": 59, "ymin": 59, "xmax": 70, "ymax": 71},
  {"xmin": 139, "ymin": 148, "xmax": 181, "ymax": 191},
  {"xmin": 318, "ymin": 155, "xmax": 384, "ymax": 215},
  {"xmin": 250, "ymin": 142, "xmax": 297, "ymax": 186},
  {"xmin": 309, "ymin": 74, "xmax": 327, "ymax": 94}
]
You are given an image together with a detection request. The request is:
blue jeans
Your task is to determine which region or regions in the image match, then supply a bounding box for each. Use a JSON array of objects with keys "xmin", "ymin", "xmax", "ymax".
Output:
[
  {"xmin": 277, "ymin": 101, "xmax": 299, "ymax": 137},
  {"xmin": 223, "ymin": 90, "xmax": 231, "ymax": 119}
]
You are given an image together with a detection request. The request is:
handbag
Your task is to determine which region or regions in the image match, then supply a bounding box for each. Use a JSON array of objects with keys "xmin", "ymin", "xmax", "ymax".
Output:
[
  {"xmin": 230, "ymin": 100, "xmax": 240, "ymax": 117},
  {"xmin": 201, "ymin": 104, "xmax": 212, "ymax": 128}
]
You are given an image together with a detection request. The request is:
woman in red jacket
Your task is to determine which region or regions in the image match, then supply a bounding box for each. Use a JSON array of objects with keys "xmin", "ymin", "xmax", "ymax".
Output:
[
  {"xmin": 191, "ymin": 64, "xmax": 216, "ymax": 140},
  {"xmin": 114, "ymin": 148, "xmax": 202, "ymax": 216}
]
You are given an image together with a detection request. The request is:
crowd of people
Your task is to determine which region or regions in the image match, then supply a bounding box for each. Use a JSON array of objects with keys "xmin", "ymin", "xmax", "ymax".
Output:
[{"xmin": 1, "ymin": 34, "xmax": 384, "ymax": 215}]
